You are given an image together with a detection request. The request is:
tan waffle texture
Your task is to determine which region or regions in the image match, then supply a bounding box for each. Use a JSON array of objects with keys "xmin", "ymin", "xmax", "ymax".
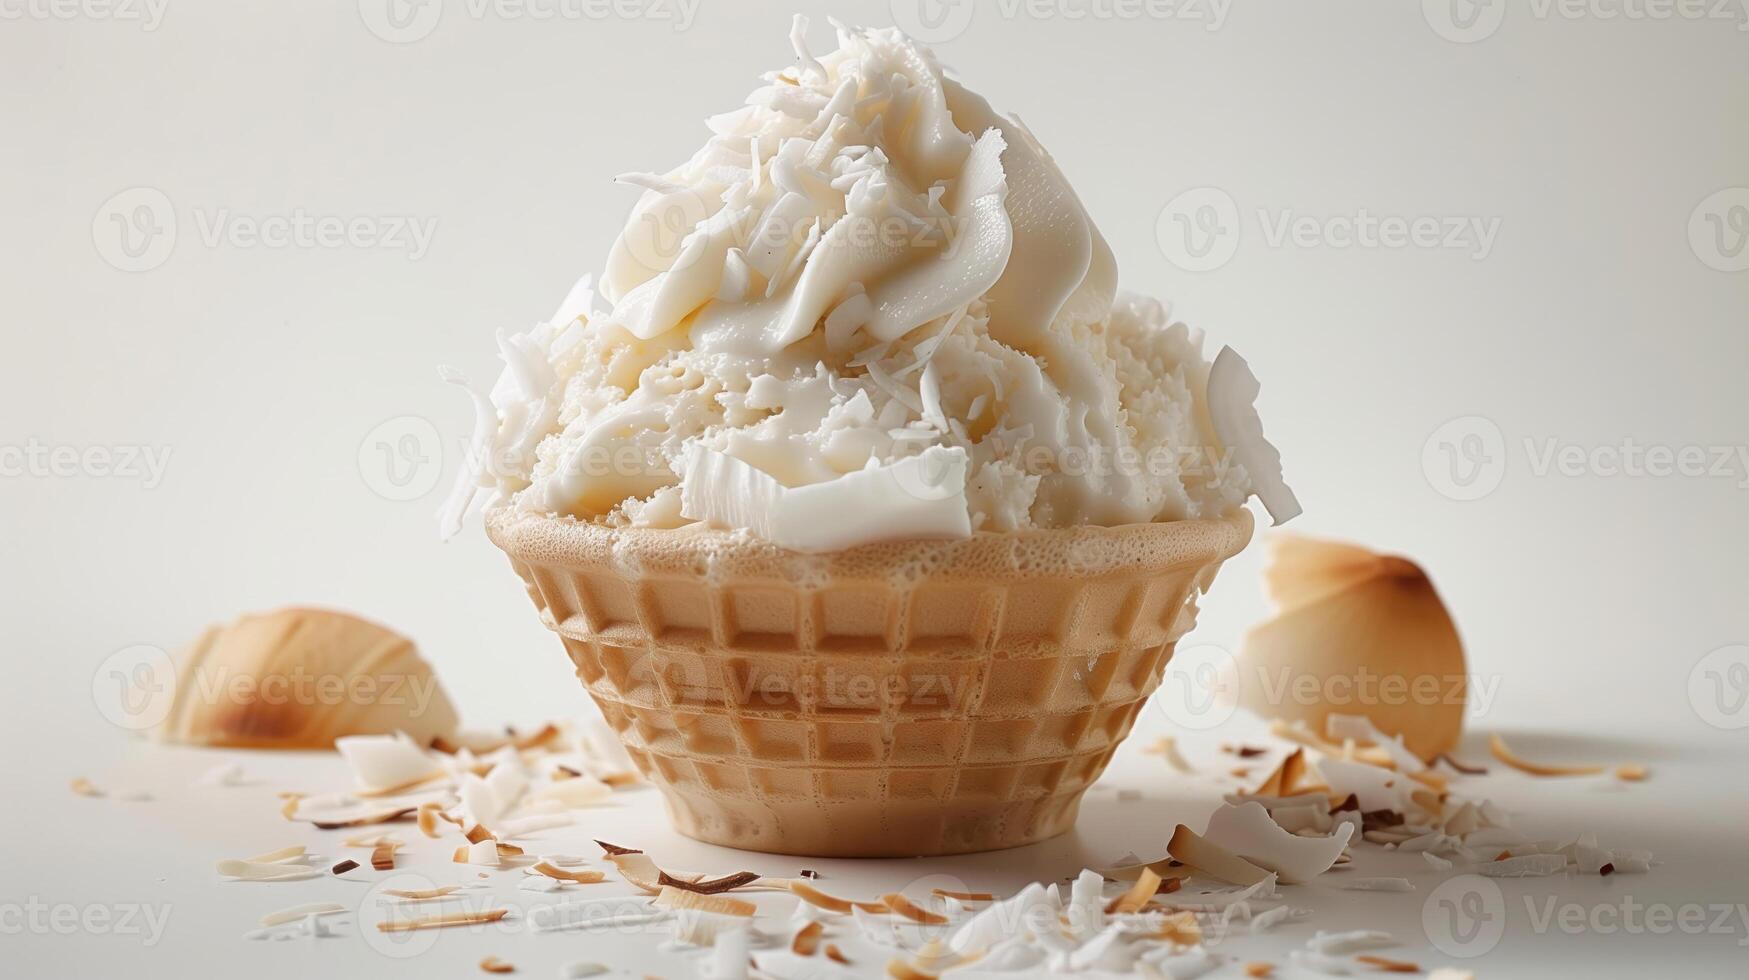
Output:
[{"xmin": 489, "ymin": 508, "xmax": 1253, "ymax": 857}]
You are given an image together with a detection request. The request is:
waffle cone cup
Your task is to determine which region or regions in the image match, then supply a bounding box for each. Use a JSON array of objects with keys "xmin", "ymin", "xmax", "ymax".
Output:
[{"xmin": 488, "ymin": 506, "xmax": 1253, "ymax": 857}]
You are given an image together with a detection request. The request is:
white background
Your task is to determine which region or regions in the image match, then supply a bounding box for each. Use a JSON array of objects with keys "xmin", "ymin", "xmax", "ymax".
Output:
[{"xmin": 3, "ymin": 1, "xmax": 1747, "ymax": 977}]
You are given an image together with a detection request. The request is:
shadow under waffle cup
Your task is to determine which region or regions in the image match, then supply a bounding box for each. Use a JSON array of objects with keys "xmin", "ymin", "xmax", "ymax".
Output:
[{"xmin": 487, "ymin": 508, "xmax": 1253, "ymax": 857}]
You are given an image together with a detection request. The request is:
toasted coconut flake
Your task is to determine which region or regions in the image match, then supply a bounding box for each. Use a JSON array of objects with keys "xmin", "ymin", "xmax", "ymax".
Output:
[
  {"xmin": 278, "ymin": 793, "xmax": 304, "ymax": 820},
  {"xmin": 465, "ymin": 824, "xmax": 496, "ymax": 844},
  {"xmin": 376, "ymin": 908, "xmax": 509, "ymax": 933},
  {"xmin": 533, "ymin": 862, "xmax": 605, "ymax": 884},
  {"xmin": 417, "ymin": 803, "xmax": 444, "ymax": 838},
  {"xmin": 880, "ymin": 892, "xmax": 948, "ymax": 925},
  {"xmin": 1167, "ymin": 825, "xmax": 1272, "ymax": 886},
  {"xmin": 70, "ymin": 777, "xmax": 103, "ymax": 798},
  {"xmin": 1436, "ymin": 753, "xmax": 1487, "ymax": 775},
  {"xmin": 216, "ymin": 860, "xmax": 319, "ymax": 882},
  {"xmin": 600, "ymin": 771, "xmax": 641, "ymax": 787},
  {"xmin": 1244, "ymin": 963, "xmax": 1274, "ymax": 978},
  {"xmin": 332, "ymin": 858, "xmax": 361, "ymax": 875},
  {"xmin": 654, "ymin": 885, "xmax": 755, "ymax": 918},
  {"xmin": 371, "ymin": 840, "xmax": 398, "ymax": 871},
  {"xmin": 886, "ymin": 960, "xmax": 938, "ymax": 980},
  {"xmin": 595, "ymin": 840, "xmax": 640, "ymax": 856},
  {"xmin": 1488, "ymin": 733, "xmax": 1606, "ymax": 777},
  {"xmin": 790, "ymin": 881, "xmax": 887, "ymax": 914},
  {"xmin": 1144, "ymin": 735, "xmax": 1195, "ymax": 773},
  {"xmin": 1104, "ymin": 868, "xmax": 1163, "ymax": 915},
  {"xmin": 479, "ymin": 956, "xmax": 515, "ymax": 974},
  {"xmin": 341, "ymin": 832, "xmax": 399, "ymax": 848},
  {"xmin": 1356, "ymin": 954, "xmax": 1420, "ymax": 973},
  {"xmin": 930, "ymin": 889, "xmax": 994, "ymax": 902},
  {"xmin": 311, "ymin": 806, "xmax": 417, "ymax": 831},
  {"xmin": 825, "ymin": 943, "xmax": 850, "ymax": 964},
  {"xmin": 383, "ymin": 885, "xmax": 459, "ymax": 900},
  {"xmin": 660, "ymin": 870, "xmax": 761, "ymax": 895},
  {"xmin": 1615, "ymin": 764, "xmax": 1649, "ymax": 781},
  {"xmin": 792, "ymin": 920, "xmax": 823, "ymax": 955},
  {"xmin": 1153, "ymin": 910, "xmax": 1202, "ymax": 945}
]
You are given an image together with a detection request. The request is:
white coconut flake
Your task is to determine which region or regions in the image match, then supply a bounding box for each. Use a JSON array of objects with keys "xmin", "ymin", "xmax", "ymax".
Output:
[
  {"xmin": 1307, "ymin": 930, "xmax": 1396, "ymax": 955},
  {"xmin": 1333, "ymin": 877, "xmax": 1414, "ymax": 892},
  {"xmin": 335, "ymin": 733, "xmax": 441, "ymax": 794},
  {"xmin": 1203, "ymin": 802, "xmax": 1354, "ymax": 883},
  {"xmin": 1423, "ymin": 852, "xmax": 1454, "ymax": 870},
  {"xmin": 197, "ymin": 763, "xmax": 247, "ymax": 787}
]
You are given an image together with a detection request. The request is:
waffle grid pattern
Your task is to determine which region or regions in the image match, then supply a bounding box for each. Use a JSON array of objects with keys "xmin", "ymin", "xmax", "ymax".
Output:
[{"xmin": 495, "ymin": 518, "xmax": 1249, "ymax": 856}]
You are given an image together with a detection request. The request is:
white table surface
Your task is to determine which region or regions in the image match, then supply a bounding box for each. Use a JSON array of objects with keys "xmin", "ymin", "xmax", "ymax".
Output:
[{"xmin": 14, "ymin": 705, "xmax": 1747, "ymax": 979}]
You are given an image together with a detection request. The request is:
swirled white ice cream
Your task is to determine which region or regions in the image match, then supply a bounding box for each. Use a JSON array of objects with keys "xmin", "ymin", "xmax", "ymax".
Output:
[{"xmin": 442, "ymin": 18, "xmax": 1297, "ymax": 552}]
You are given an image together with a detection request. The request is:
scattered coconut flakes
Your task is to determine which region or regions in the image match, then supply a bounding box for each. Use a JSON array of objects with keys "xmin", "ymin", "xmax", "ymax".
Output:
[
  {"xmin": 371, "ymin": 840, "xmax": 398, "ymax": 871},
  {"xmin": 1204, "ymin": 801, "xmax": 1355, "ymax": 884},
  {"xmin": 532, "ymin": 861, "xmax": 605, "ymax": 884},
  {"xmin": 1615, "ymin": 764, "xmax": 1649, "ymax": 781},
  {"xmin": 1326, "ymin": 715, "xmax": 1425, "ymax": 773},
  {"xmin": 790, "ymin": 881, "xmax": 887, "ymax": 914},
  {"xmin": 278, "ymin": 792, "xmax": 304, "ymax": 820},
  {"xmin": 661, "ymin": 870, "xmax": 762, "ymax": 895},
  {"xmin": 654, "ymin": 885, "xmax": 755, "ymax": 918},
  {"xmin": 1488, "ymin": 733, "xmax": 1607, "ymax": 777},
  {"xmin": 376, "ymin": 908, "xmax": 509, "ymax": 933},
  {"xmin": 560, "ymin": 963, "xmax": 608, "ymax": 979},
  {"xmin": 791, "ymin": 920, "xmax": 823, "ymax": 955},
  {"xmin": 70, "ymin": 778, "xmax": 103, "ymax": 798},
  {"xmin": 880, "ymin": 892, "xmax": 948, "ymax": 925},
  {"xmin": 1476, "ymin": 854, "xmax": 1569, "ymax": 878},
  {"xmin": 417, "ymin": 803, "xmax": 444, "ymax": 838},
  {"xmin": 1250, "ymin": 905, "xmax": 1298, "ymax": 933},
  {"xmin": 1334, "ymin": 878, "xmax": 1414, "ymax": 892},
  {"xmin": 336, "ymin": 733, "xmax": 444, "ymax": 795},
  {"xmin": 1290, "ymin": 949, "xmax": 1358, "ymax": 975},
  {"xmin": 1244, "ymin": 963, "xmax": 1275, "ymax": 978},
  {"xmin": 479, "ymin": 956, "xmax": 515, "ymax": 974},
  {"xmin": 1356, "ymin": 954, "xmax": 1420, "ymax": 973},
  {"xmin": 825, "ymin": 943, "xmax": 850, "ymax": 964},
  {"xmin": 197, "ymin": 763, "xmax": 247, "ymax": 787},
  {"xmin": 1144, "ymin": 736, "xmax": 1195, "ymax": 773},
  {"xmin": 1435, "ymin": 753, "xmax": 1487, "ymax": 775},
  {"xmin": 1428, "ymin": 971, "xmax": 1476, "ymax": 980},
  {"xmin": 1308, "ymin": 930, "xmax": 1395, "ymax": 955},
  {"xmin": 310, "ymin": 806, "xmax": 417, "ymax": 831},
  {"xmin": 1423, "ymin": 852, "xmax": 1454, "ymax": 870},
  {"xmin": 1104, "ymin": 868, "xmax": 1163, "ymax": 915},
  {"xmin": 331, "ymin": 859, "xmax": 359, "ymax": 875},
  {"xmin": 930, "ymin": 888, "xmax": 993, "ymax": 902},
  {"xmin": 216, "ymin": 860, "xmax": 320, "ymax": 882},
  {"xmin": 384, "ymin": 885, "xmax": 459, "ymax": 900},
  {"xmin": 538, "ymin": 776, "xmax": 612, "ymax": 809},
  {"xmin": 1168, "ymin": 824, "xmax": 1273, "ymax": 886},
  {"xmin": 454, "ymin": 839, "xmax": 501, "ymax": 867},
  {"xmin": 260, "ymin": 902, "xmax": 348, "ymax": 927}
]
